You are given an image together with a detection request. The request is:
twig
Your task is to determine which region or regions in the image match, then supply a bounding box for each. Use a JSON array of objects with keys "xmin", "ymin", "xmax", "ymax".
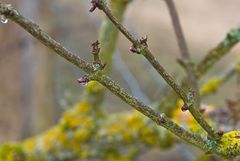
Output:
[
  {"xmin": 196, "ymin": 28, "xmax": 240, "ymax": 79},
  {"xmin": 164, "ymin": 0, "xmax": 218, "ymax": 139},
  {"xmin": 0, "ymin": 3, "xmax": 208, "ymax": 151},
  {"xmin": 96, "ymin": 0, "xmax": 188, "ymax": 100},
  {"xmin": 157, "ymin": 27, "xmax": 240, "ymax": 117},
  {"xmin": 89, "ymin": 72, "xmax": 208, "ymax": 150},
  {"xmin": 92, "ymin": 0, "xmax": 218, "ymax": 140},
  {"xmin": 164, "ymin": 0, "xmax": 200, "ymax": 108}
]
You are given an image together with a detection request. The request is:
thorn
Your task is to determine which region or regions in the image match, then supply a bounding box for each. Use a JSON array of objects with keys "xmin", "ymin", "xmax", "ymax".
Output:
[{"xmin": 181, "ymin": 103, "xmax": 188, "ymax": 112}]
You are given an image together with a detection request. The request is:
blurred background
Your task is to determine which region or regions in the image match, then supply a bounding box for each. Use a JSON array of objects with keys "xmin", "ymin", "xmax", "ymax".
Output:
[{"xmin": 0, "ymin": 0, "xmax": 240, "ymax": 160}]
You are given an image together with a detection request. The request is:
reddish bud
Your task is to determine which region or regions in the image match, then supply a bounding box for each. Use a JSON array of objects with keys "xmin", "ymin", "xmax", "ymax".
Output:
[
  {"xmin": 129, "ymin": 46, "xmax": 137, "ymax": 53},
  {"xmin": 181, "ymin": 103, "xmax": 188, "ymax": 112},
  {"xmin": 217, "ymin": 130, "xmax": 224, "ymax": 137},
  {"xmin": 77, "ymin": 75, "xmax": 89, "ymax": 86}
]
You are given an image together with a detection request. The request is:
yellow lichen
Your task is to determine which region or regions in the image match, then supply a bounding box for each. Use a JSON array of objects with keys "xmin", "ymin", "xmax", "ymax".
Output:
[
  {"xmin": 219, "ymin": 130, "xmax": 240, "ymax": 158},
  {"xmin": 85, "ymin": 81, "xmax": 104, "ymax": 93},
  {"xmin": 75, "ymin": 100, "xmax": 90, "ymax": 115},
  {"xmin": 22, "ymin": 138, "xmax": 37, "ymax": 154},
  {"xmin": 74, "ymin": 128, "xmax": 90, "ymax": 142},
  {"xmin": 200, "ymin": 78, "xmax": 222, "ymax": 96}
]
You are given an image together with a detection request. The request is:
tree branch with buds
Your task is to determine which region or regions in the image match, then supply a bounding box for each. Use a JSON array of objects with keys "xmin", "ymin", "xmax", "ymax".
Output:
[{"xmin": 1, "ymin": 1, "xmax": 240, "ymax": 160}]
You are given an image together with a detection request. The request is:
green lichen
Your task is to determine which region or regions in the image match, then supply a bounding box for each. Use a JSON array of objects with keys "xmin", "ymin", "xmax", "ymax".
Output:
[{"xmin": 223, "ymin": 28, "xmax": 240, "ymax": 46}]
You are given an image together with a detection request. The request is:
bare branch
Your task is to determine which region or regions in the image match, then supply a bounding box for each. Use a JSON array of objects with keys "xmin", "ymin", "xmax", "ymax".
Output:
[
  {"xmin": 0, "ymin": 3, "xmax": 207, "ymax": 150},
  {"xmin": 196, "ymin": 28, "xmax": 240, "ymax": 79},
  {"xmin": 92, "ymin": 0, "xmax": 218, "ymax": 140}
]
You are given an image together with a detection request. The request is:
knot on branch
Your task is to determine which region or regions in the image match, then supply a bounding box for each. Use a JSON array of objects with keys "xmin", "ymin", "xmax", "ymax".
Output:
[
  {"xmin": 129, "ymin": 35, "xmax": 148, "ymax": 54},
  {"xmin": 89, "ymin": 0, "xmax": 103, "ymax": 12},
  {"xmin": 91, "ymin": 40, "xmax": 106, "ymax": 72}
]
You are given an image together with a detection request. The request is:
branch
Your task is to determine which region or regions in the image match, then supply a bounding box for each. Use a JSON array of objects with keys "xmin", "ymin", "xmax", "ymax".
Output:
[
  {"xmin": 164, "ymin": 0, "xmax": 200, "ymax": 108},
  {"xmin": 0, "ymin": 3, "xmax": 206, "ymax": 151},
  {"xmin": 157, "ymin": 27, "xmax": 240, "ymax": 117},
  {"xmin": 92, "ymin": 0, "xmax": 188, "ymax": 102},
  {"xmin": 92, "ymin": 0, "xmax": 218, "ymax": 140},
  {"xmin": 196, "ymin": 28, "xmax": 240, "ymax": 79},
  {"xmin": 164, "ymin": 0, "xmax": 207, "ymax": 140}
]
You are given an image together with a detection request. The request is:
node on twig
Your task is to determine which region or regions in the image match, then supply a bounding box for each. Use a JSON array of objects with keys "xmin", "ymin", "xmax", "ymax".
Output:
[
  {"xmin": 129, "ymin": 35, "xmax": 148, "ymax": 54},
  {"xmin": 89, "ymin": 0, "xmax": 103, "ymax": 12}
]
